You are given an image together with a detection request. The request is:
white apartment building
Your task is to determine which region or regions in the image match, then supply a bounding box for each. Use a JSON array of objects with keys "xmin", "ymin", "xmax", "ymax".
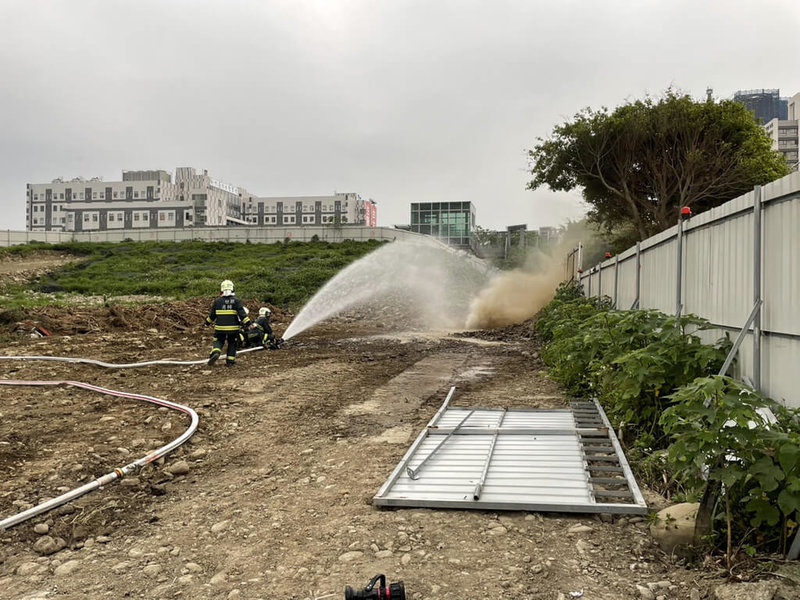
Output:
[
  {"xmin": 27, "ymin": 170, "xmax": 181, "ymax": 232},
  {"xmin": 242, "ymin": 193, "xmax": 377, "ymax": 228},
  {"xmin": 764, "ymin": 92, "xmax": 800, "ymax": 170},
  {"xmin": 174, "ymin": 167, "xmax": 251, "ymax": 227},
  {"xmin": 26, "ymin": 168, "xmax": 376, "ymax": 232}
]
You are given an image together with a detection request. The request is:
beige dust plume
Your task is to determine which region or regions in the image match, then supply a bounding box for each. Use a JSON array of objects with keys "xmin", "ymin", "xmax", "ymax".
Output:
[{"xmin": 465, "ymin": 253, "xmax": 564, "ymax": 329}]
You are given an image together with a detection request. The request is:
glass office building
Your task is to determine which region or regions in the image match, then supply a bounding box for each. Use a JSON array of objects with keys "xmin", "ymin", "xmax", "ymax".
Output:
[{"xmin": 410, "ymin": 202, "xmax": 475, "ymax": 248}]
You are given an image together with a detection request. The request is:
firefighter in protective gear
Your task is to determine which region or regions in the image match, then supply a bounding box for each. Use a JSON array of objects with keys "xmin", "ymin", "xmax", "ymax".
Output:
[
  {"xmin": 250, "ymin": 306, "xmax": 275, "ymax": 348},
  {"xmin": 206, "ymin": 280, "xmax": 250, "ymax": 366}
]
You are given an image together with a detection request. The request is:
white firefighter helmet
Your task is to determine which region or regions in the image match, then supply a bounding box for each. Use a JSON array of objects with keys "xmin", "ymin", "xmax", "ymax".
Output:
[
  {"xmin": 259, "ymin": 307, "xmax": 271, "ymax": 317},
  {"xmin": 220, "ymin": 279, "xmax": 234, "ymax": 295}
]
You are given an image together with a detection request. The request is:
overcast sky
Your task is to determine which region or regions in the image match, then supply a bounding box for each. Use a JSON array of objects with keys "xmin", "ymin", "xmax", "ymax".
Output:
[{"xmin": 2, "ymin": 0, "xmax": 799, "ymax": 231}]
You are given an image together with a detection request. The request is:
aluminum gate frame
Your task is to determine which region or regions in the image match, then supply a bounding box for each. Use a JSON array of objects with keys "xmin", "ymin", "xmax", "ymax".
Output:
[{"xmin": 373, "ymin": 388, "xmax": 648, "ymax": 515}]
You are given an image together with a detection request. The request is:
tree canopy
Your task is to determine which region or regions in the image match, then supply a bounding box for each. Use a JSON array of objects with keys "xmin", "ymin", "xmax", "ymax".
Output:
[{"xmin": 528, "ymin": 91, "xmax": 789, "ymax": 244}]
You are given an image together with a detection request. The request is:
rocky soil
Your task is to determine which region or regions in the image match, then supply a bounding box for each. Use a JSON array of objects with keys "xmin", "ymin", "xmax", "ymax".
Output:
[{"xmin": 0, "ymin": 261, "xmax": 798, "ymax": 599}]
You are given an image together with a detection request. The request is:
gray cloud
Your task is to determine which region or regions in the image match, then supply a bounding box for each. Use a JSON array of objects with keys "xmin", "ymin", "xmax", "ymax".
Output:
[{"xmin": 2, "ymin": 0, "xmax": 799, "ymax": 231}]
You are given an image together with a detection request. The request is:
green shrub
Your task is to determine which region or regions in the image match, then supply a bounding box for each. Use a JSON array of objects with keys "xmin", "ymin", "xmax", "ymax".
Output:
[
  {"xmin": 534, "ymin": 283, "xmax": 610, "ymax": 345},
  {"xmin": 662, "ymin": 376, "xmax": 800, "ymax": 559},
  {"xmin": 536, "ymin": 288, "xmax": 800, "ymax": 560},
  {"xmin": 600, "ymin": 313, "xmax": 730, "ymax": 439},
  {"xmin": 537, "ymin": 296, "xmax": 730, "ymax": 444}
]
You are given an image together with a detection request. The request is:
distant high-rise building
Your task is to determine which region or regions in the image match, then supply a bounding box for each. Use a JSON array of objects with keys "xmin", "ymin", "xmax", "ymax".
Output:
[
  {"xmin": 733, "ymin": 89, "xmax": 789, "ymax": 123},
  {"xmin": 763, "ymin": 92, "xmax": 800, "ymax": 171}
]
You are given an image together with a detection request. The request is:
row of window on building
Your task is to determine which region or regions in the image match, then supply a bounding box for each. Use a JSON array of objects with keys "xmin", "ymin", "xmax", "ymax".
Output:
[
  {"xmin": 243, "ymin": 215, "xmax": 349, "ymax": 225},
  {"xmin": 30, "ymin": 217, "xmax": 65, "ymax": 226},
  {"xmin": 29, "ymin": 213, "xmax": 159, "ymax": 228},
  {"xmin": 29, "ymin": 209, "xmax": 351, "ymax": 229},
  {"xmin": 30, "ymin": 208, "xmax": 351, "ymax": 230},
  {"xmin": 32, "ymin": 190, "xmax": 159, "ymax": 201},
  {"xmin": 30, "ymin": 198, "xmax": 346, "ymax": 216},
  {"xmin": 73, "ymin": 210, "xmax": 191, "ymax": 229},
  {"xmin": 245, "ymin": 202, "xmax": 348, "ymax": 213}
]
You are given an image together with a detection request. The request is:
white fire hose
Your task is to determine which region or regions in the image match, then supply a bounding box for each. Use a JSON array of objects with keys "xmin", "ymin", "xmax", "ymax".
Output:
[
  {"xmin": 0, "ymin": 323, "xmax": 275, "ymax": 530},
  {"xmin": 0, "ymin": 378, "xmax": 199, "ymax": 530}
]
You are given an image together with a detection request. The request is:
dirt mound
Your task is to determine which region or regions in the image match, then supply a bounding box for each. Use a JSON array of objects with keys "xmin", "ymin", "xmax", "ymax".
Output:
[
  {"xmin": 455, "ymin": 317, "xmax": 538, "ymax": 342},
  {"xmin": 0, "ymin": 298, "xmax": 293, "ymax": 338}
]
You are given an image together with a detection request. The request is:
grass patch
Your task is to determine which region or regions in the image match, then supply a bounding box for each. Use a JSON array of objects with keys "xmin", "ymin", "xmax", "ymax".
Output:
[{"xmin": 0, "ymin": 239, "xmax": 386, "ymax": 308}]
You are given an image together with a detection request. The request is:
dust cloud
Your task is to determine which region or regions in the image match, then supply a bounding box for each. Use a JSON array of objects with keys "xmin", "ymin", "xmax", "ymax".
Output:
[
  {"xmin": 465, "ymin": 252, "xmax": 563, "ymax": 329},
  {"xmin": 465, "ymin": 220, "xmax": 608, "ymax": 330}
]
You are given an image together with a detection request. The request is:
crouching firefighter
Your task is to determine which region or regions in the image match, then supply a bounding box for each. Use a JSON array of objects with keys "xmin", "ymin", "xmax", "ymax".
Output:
[
  {"xmin": 250, "ymin": 306, "xmax": 281, "ymax": 349},
  {"xmin": 206, "ymin": 279, "xmax": 250, "ymax": 367}
]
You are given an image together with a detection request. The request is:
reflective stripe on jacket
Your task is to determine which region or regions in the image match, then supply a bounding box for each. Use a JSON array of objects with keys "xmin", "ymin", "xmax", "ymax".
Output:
[{"xmin": 206, "ymin": 296, "xmax": 250, "ymax": 331}]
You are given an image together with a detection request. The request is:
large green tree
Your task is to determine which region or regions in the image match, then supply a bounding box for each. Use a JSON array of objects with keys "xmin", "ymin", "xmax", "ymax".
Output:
[{"xmin": 528, "ymin": 91, "xmax": 788, "ymax": 242}]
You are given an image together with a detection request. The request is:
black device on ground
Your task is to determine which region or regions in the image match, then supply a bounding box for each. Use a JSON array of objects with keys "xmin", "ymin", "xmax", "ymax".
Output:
[{"xmin": 345, "ymin": 574, "xmax": 405, "ymax": 600}]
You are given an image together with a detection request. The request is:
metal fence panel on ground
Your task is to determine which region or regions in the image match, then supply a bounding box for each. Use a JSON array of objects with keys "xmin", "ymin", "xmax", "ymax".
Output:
[
  {"xmin": 374, "ymin": 390, "xmax": 648, "ymax": 515},
  {"xmin": 578, "ymin": 171, "xmax": 800, "ymax": 408}
]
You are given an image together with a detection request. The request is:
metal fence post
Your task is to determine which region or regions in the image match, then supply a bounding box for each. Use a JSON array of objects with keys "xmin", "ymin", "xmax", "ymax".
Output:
[
  {"xmin": 753, "ymin": 185, "xmax": 762, "ymax": 391},
  {"xmin": 565, "ymin": 247, "xmax": 573, "ymax": 281},
  {"xmin": 676, "ymin": 217, "xmax": 684, "ymax": 317},
  {"xmin": 631, "ymin": 242, "xmax": 641, "ymax": 309},
  {"xmin": 597, "ymin": 263, "xmax": 602, "ymax": 297}
]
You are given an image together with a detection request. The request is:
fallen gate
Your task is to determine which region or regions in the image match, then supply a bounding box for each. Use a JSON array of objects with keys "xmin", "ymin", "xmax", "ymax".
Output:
[{"xmin": 373, "ymin": 387, "xmax": 647, "ymax": 515}]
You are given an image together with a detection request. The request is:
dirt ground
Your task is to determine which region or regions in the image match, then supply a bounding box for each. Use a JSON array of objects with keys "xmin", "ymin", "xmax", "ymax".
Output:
[{"xmin": 0, "ymin": 262, "xmax": 796, "ymax": 599}]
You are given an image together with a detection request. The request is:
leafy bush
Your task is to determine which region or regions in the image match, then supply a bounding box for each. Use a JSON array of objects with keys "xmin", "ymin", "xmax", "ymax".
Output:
[
  {"xmin": 662, "ymin": 376, "xmax": 800, "ymax": 560},
  {"xmin": 600, "ymin": 313, "xmax": 730, "ymax": 439},
  {"xmin": 554, "ymin": 279, "xmax": 585, "ymax": 302},
  {"xmin": 534, "ymin": 280, "xmax": 610, "ymax": 344},
  {"xmin": 536, "ymin": 288, "xmax": 800, "ymax": 559},
  {"xmin": 538, "ymin": 294, "xmax": 730, "ymax": 442}
]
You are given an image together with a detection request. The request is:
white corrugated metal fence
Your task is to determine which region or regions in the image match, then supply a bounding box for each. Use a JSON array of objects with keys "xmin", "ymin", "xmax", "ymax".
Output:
[{"xmin": 578, "ymin": 172, "xmax": 800, "ymax": 408}]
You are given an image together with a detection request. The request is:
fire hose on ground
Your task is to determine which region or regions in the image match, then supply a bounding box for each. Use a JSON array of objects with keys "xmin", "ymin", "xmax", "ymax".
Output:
[
  {"xmin": 0, "ymin": 345, "xmax": 264, "ymax": 369},
  {"xmin": 0, "ymin": 347, "xmax": 255, "ymax": 530},
  {"xmin": 0, "ymin": 377, "xmax": 199, "ymax": 531},
  {"xmin": 0, "ymin": 341, "xmax": 280, "ymax": 529}
]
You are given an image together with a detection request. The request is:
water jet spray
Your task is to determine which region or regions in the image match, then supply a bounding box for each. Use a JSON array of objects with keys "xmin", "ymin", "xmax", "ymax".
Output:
[{"xmin": 282, "ymin": 239, "xmax": 494, "ymax": 340}]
